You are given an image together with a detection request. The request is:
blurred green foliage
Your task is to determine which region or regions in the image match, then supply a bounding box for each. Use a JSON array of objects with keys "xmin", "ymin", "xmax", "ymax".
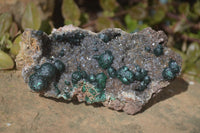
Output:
[
  {"xmin": 22, "ymin": 2, "xmax": 42, "ymax": 30},
  {"xmin": 62, "ymin": 0, "xmax": 80, "ymax": 26},
  {"xmin": 0, "ymin": 0, "xmax": 200, "ymax": 82}
]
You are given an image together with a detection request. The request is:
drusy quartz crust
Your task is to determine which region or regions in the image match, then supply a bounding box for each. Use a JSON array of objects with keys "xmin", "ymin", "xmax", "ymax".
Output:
[{"xmin": 16, "ymin": 25, "xmax": 182, "ymax": 115}]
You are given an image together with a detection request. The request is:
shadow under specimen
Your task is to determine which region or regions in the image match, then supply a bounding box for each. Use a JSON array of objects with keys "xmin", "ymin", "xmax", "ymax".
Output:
[{"xmin": 140, "ymin": 77, "xmax": 189, "ymax": 113}]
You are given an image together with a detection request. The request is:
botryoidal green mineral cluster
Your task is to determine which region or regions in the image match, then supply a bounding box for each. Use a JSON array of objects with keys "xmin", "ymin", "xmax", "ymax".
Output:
[{"xmin": 16, "ymin": 25, "xmax": 182, "ymax": 115}]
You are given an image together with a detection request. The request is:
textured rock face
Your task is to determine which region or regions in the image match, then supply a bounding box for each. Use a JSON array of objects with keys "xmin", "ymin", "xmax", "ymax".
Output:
[{"xmin": 16, "ymin": 25, "xmax": 182, "ymax": 115}]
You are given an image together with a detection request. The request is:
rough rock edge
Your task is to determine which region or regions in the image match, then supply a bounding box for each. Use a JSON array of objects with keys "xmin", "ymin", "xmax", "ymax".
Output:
[{"xmin": 16, "ymin": 25, "xmax": 181, "ymax": 115}]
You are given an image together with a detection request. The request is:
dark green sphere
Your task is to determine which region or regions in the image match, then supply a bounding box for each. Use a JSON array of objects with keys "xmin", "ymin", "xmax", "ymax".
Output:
[
  {"xmin": 136, "ymin": 81, "xmax": 147, "ymax": 91},
  {"xmin": 54, "ymin": 60, "xmax": 65, "ymax": 73},
  {"xmin": 98, "ymin": 50, "xmax": 114, "ymax": 69},
  {"xmin": 117, "ymin": 66, "xmax": 134, "ymax": 85},
  {"xmin": 96, "ymin": 73, "xmax": 107, "ymax": 90},
  {"xmin": 140, "ymin": 68, "xmax": 148, "ymax": 76},
  {"xmin": 80, "ymin": 71, "xmax": 88, "ymax": 79},
  {"xmin": 143, "ymin": 75, "xmax": 151, "ymax": 85},
  {"xmin": 37, "ymin": 63, "xmax": 57, "ymax": 79},
  {"xmin": 59, "ymin": 49, "xmax": 65, "ymax": 57},
  {"xmin": 107, "ymin": 66, "xmax": 117, "ymax": 78},
  {"xmin": 65, "ymin": 80, "xmax": 71, "ymax": 86},
  {"xmin": 134, "ymin": 71, "xmax": 143, "ymax": 81},
  {"xmin": 96, "ymin": 73, "xmax": 107, "ymax": 81},
  {"xmin": 162, "ymin": 67, "xmax": 175, "ymax": 80},
  {"xmin": 88, "ymin": 74, "xmax": 96, "ymax": 83},
  {"xmin": 169, "ymin": 60, "xmax": 180, "ymax": 74},
  {"xmin": 145, "ymin": 46, "xmax": 151, "ymax": 52},
  {"xmin": 28, "ymin": 73, "xmax": 47, "ymax": 92},
  {"xmin": 98, "ymin": 33, "xmax": 110, "ymax": 43},
  {"xmin": 153, "ymin": 44, "xmax": 163, "ymax": 56},
  {"xmin": 75, "ymin": 32, "xmax": 85, "ymax": 39},
  {"xmin": 134, "ymin": 66, "xmax": 148, "ymax": 81},
  {"xmin": 71, "ymin": 71, "xmax": 83, "ymax": 84}
]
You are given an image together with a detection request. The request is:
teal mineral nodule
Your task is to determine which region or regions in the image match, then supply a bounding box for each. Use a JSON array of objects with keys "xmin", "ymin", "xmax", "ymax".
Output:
[
  {"xmin": 16, "ymin": 25, "xmax": 182, "ymax": 115},
  {"xmin": 117, "ymin": 66, "xmax": 135, "ymax": 85},
  {"xmin": 93, "ymin": 50, "xmax": 114, "ymax": 69},
  {"xmin": 28, "ymin": 73, "xmax": 48, "ymax": 92}
]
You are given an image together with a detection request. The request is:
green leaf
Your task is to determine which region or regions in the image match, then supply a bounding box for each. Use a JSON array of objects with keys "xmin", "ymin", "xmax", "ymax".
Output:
[
  {"xmin": 124, "ymin": 15, "xmax": 148, "ymax": 33},
  {"xmin": 178, "ymin": 2, "xmax": 190, "ymax": 15},
  {"xmin": 185, "ymin": 65, "xmax": 200, "ymax": 77},
  {"xmin": 6, "ymin": 40, "xmax": 13, "ymax": 49},
  {"xmin": 186, "ymin": 42, "xmax": 200, "ymax": 64},
  {"xmin": 0, "ymin": 50, "xmax": 14, "ymax": 70},
  {"xmin": 100, "ymin": 0, "xmax": 118, "ymax": 17},
  {"xmin": 129, "ymin": 6, "xmax": 146, "ymax": 20},
  {"xmin": 194, "ymin": 0, "xmax": 200, "ymax": 16},
  {"xmin": 187, "ymin": 32, "xmax": 200, "ymax": 40},
  {"xmin": 99, "ymin": 0, "xmax": 118, "ymax": 12},
  {"xmin": 0, "ymin": 33, "xmax": 12, "ymax": 51},
  {"xmin": 113, "ymin": 20, "xmax": 125, "ymax": 30},
  {"xmin": 96, "ymin": 17, "xmax": 124, "ymax": 31},
  {"xmin": 124, "ymin": 15, "xmax": 137, "ymax": 32},
  {"xmin": 9, "ymin": 22, "xmax": 18, "ymax": 39},
  {"xmin": 0, "ymin": 13, "xmax": 12, "ymax": 37},
  {"xmin": 22, "ymin": 2, "xmax": 41, "ymax": 30},
  {"xmin": 62, "ymin": 0, "xmax": 80, "ymax": 26},
  {"xmin": 172, "ymin": 19, "xmax": 189, "ymax": 33},
  {"xmin": 149, "ymin": 6, "xmax": 166, "ymax": 25},
  {"xmin": 10, "ymin": 34, "xmax": 21, "ymax": 56},
  {"xmin": 103, "ymin": 11, "xmax": 115, "ymax": 17},
  {"xmin": 39, "ymin": 19, "xmax": 52, "ymax": 34},
  {"xmin": 80, "ymin": 13, "xmax": 89, "ymax": 25},
  {"xmin": 195, "ymin": 58, "xmax": 200, "ymax": 69},
  {"xmin": 96, "ymin": 17, "xmax": 113, "ymax": 31}
]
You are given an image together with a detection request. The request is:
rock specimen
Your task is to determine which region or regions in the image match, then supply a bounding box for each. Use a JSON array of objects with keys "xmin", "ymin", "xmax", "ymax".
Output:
[{"xmin": 16, "ymin": 25, "xmax": 182, "ymax": 115}]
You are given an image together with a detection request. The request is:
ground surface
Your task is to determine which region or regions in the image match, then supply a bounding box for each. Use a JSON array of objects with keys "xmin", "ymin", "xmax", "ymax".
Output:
[{"xmin": 0, "ymin": 71, "xmax": 199, "ymax": 133}]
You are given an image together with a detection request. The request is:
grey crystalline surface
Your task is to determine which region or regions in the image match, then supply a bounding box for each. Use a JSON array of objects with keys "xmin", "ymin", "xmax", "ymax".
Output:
[{"xmin": 16, "ymin": 25, "xmax": 182, "ymax": 115}]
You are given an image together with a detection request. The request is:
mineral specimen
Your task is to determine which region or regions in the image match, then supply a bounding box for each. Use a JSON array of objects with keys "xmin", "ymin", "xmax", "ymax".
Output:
[{"xmin": 16, "ymin": 25, "xmax": 182, "ymax": 115}]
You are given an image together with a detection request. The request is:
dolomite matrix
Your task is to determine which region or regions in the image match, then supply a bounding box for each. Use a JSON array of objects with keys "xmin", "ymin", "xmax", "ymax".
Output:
[{"xmin": 16, "ymin": 25, "xmax": 182, "ymax": 115}]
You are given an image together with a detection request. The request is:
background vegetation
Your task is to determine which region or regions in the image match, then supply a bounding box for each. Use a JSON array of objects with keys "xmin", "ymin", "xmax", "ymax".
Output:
[{"xmin": 0, "ymin": 0, "xmax": 199, "ymax": 82}]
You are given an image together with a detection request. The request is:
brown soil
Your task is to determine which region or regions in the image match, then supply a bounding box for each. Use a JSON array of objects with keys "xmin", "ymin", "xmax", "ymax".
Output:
[{"xmin": 0, "ymin": 71, "xmax": 200, "ymax": 133}]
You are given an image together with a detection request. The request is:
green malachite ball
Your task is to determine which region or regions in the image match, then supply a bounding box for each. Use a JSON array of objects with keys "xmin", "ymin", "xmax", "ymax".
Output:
[
  {"xmin": 143, "ymin": 75, "xmax": 151, "ymax": 84},
  {"xmin": 96, "ymin": 73, "xmax": 107, "ymax": 90},
  {"xmin": 37, "ymin": 63, "xmax": 57, "ymax": 79},
  {"xmin": 75, "ymin": 32, "xmax": 85, "ymax": 40},
  {"xmin": 145, "ymin": 46, "xmax": 151, "ymax": 52},
  {"xmin": 97, "ymin": 50, "xmax": 114, "ymax": 69},
  {"xmin": 117, "ymin": 66, "xmax": 134, "ymax": 85},
  {"xmin": 140, "ymin": 68, "xmax": 148, "ymax": 76},
  {"xmin": 153, "ymin": 44, "xmax": 163, "ymax": 56},
  {"xmin": 80, "ymin": 71, "xmax": 88, "ymax": 79},
  {"xmin": 107, "ymin": 66, "xmax": 117, "ymax": 78},
  {"xmin": 59, "ymin": 49, "xmax": 65, "ymax": 57},
  {"xmin": 98, "ymin": 33, "xmax": 110, "ymax": 43},
  {"xmin": 162, "ymin": 67, "xmax": 175, "ymax": 80},
  {"xmin": 65, "ymin": 80, "xmax": 71, "ymax": 86},
  {"xmin": 136, "ymin": 81, "xmax": 147, "ymax": 91},
  {"xmin": 134, "ymin": 66, "xmax": 148, "ymax": 81},
  {"xmin": 88, "ymin": 74, "xmax": 96, "ymax": 83},
  {"xmin": 28, "ymin": 73, "xmax": 47, "ymax": 92},
  {"xmin": 54, "ymin": 60, "xmax": 65, "ymax": 73},
  {"xmin": 71, "ymin": 71, "xmax": 83, "ymax": 84},
  {"xmin": 134, "ymin": 71, "xmax": 143, "ymax": 81},
  {"xmin": 169, "ymin": 60, "xmax": 180, "ymax": 74}
]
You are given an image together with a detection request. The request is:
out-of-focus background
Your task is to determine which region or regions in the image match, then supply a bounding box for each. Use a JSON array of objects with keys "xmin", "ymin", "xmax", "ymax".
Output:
[{"xmin": 0, "ymin": 0, "xmax": 200, "ymax": 82}]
